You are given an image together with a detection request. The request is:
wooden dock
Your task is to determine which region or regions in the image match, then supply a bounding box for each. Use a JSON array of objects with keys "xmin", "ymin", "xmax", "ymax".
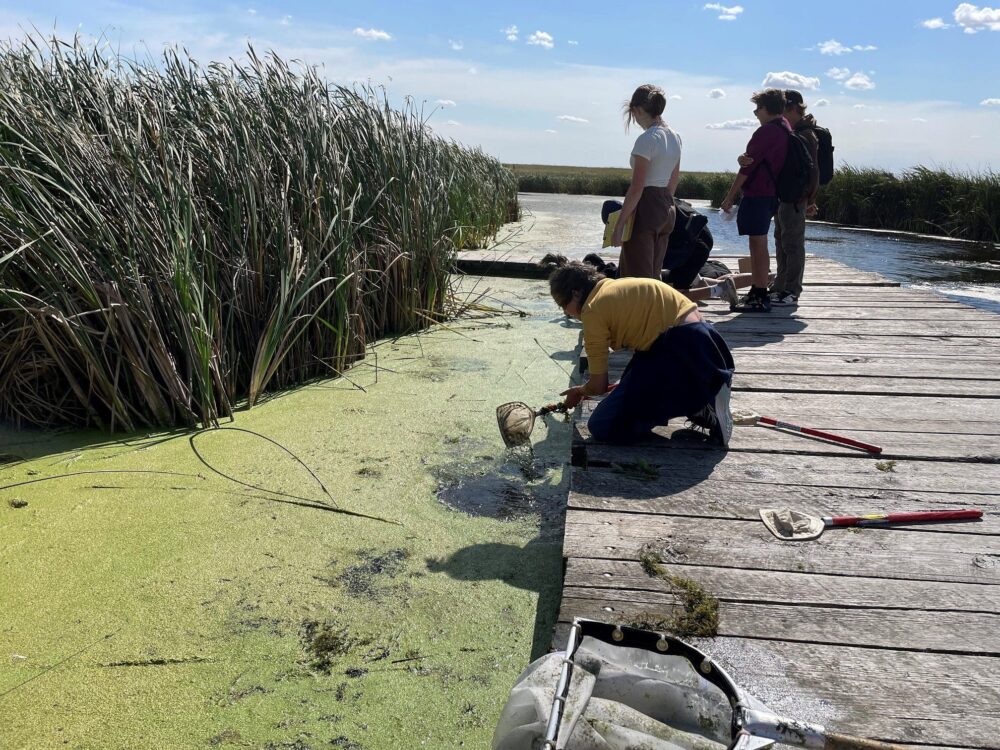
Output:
[{"xmin": 462, "ymin": 251, "xmax": 1000, "ymax": 748}]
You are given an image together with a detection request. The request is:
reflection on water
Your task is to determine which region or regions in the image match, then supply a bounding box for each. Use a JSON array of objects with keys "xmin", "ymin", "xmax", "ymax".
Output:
[{"xmin": 512, "ymin": 193, "xmax": 1000, "ymax": 314}]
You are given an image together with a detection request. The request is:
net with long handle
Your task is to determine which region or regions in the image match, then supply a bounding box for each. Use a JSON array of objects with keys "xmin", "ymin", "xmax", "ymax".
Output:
[
  {"xmin": 493, "ymin": 619, "xmax": 908, "ymax": 750},
  {"xmin": 496, "ymin": 401, "xmax": 566, "ymax": 448}
]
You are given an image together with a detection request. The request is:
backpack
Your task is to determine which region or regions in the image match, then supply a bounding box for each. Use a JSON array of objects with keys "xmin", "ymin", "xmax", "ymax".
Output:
[
  {"xmin": 766, "ymin": 120, "xmax": 814, "ymax": 203},
  {"xmin": 671, "ymin": 198, "xmax": 712, "ymax": 250},
  {"xmin": 801, "ymin": 123, "xmax": 835, "ymax": 185},
  {"xmin": 699, "ymin": 259, "xmax": 731, "ymax": 279}
]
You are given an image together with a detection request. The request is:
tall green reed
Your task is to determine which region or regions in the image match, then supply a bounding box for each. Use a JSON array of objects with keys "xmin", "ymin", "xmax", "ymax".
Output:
[{"xmin": 0, "ymin": 36, "xmax": 518, "ymax": 430}]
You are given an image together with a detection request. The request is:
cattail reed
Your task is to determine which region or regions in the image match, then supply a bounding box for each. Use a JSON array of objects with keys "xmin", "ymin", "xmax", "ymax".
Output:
[{"xmin": 0, "ymin": 35, "xmax": 518, "ymax": 430}]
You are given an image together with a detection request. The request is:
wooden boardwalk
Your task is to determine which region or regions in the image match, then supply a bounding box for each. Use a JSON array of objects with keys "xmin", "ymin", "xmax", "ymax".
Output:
[{"xmin": 461, "ymin": 251, "xmax": 1000, "ymax": 748}]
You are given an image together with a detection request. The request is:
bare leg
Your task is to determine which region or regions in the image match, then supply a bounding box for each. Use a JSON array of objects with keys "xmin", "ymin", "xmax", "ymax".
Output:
[{"xmin": 748, "ymin": 235, "xmax": 770, "ymax": 288}]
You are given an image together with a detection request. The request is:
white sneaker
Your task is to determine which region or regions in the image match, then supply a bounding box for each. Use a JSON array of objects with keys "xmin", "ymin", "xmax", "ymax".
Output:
[
  {"xmin": 712, "ymin": 383, "xmax": 733, "ymax": 448},
  {"xmin": 717, "ymin": 277, "xmax": 739, "ymax": 307},
  {"xmin": 770, "ymin": 291, "xmax": 799, "ymax": 306}
]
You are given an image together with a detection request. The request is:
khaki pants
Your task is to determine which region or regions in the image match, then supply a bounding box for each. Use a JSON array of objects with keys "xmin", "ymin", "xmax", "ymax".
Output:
[
  {"xmin": 773, "ymin": 200, "xmax": 806, "ymax": 296},
  {"xmin": 619, "ymin": 187, "xmax": 675, "ymax": 279}
]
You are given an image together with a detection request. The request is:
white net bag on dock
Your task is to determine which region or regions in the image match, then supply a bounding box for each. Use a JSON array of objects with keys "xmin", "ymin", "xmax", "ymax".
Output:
[{"xmin": 493, "ymin": 635, "xmax": 731, "ymax": 750}]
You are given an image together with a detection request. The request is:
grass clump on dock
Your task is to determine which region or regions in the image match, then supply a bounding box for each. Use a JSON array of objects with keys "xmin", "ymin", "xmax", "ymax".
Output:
[
  {"xmin": 636, "ymin": 547, "xmax": 719, "ymax": 638},
  {"xmin": 0, "ymin": 35, "xmax": 517, "ymax": 431}
]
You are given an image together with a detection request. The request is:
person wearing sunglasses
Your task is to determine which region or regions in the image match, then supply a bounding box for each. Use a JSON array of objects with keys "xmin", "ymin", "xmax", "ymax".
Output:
[{"xmin": 719, "ymin": 88, "xmax": 791, "ymax": 312}]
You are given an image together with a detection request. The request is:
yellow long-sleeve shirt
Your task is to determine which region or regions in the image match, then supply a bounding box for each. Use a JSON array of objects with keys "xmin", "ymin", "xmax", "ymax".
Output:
[{"xmin": 580, "ymin": 277, "xmax": 697, "ymax": 376}]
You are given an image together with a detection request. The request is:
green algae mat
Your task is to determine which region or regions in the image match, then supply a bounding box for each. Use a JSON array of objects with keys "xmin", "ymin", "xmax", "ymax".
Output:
[{"xmin": 0, "ymin": 277, "xmax": 579, "ymax": 750}]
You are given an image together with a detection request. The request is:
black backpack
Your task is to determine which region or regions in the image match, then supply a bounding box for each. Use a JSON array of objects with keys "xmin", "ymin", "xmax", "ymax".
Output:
[
  {"xmin": 671, "ymin": 198, "xmax": 712, "ymax": 249},
  {"xmin": 764, "ymin": 120, "xmax": 814, "ymax": 203},
  {"xmin": 801, "ymin": 123, "xmax": 835, "ymax": 185}
]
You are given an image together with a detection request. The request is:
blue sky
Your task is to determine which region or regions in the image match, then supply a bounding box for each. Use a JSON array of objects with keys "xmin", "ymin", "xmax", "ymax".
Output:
[{"xmin": 2, "ymin": 1, "xmax": 999, "ymax": 171}]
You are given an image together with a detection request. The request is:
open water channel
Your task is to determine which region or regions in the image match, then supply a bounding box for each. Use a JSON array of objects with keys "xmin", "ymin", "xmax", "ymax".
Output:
[{"xmin": 507, "ymin": 193, "xmax": 1000, "ymax": 314}]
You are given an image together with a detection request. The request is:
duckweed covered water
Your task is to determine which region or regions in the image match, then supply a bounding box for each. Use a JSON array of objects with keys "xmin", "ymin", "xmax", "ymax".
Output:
[{"xmin": 0, "ymin": 276, "xmax": 579, "ymax": 749}]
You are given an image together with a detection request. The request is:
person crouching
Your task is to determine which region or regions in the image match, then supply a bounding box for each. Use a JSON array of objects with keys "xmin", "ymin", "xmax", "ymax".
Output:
[{"xmin": 549, "ymin": 261, "xmax": 735, "ymax": 446}]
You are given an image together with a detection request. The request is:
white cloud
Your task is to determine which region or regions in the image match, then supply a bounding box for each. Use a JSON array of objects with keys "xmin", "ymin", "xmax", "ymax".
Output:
[
  {"xmin": 762, "ymin": 71, "xmax": 820, "ymax": 90},
  {"xmin": 818, "ymin": 39, "xmax": 851, "ymax": 55},
  {"xmin": 706, "ymin": 118, "xmax": 757, "ymax": 130},
  {"xmin": 353, "ymin": 27, "xmax": 392, "ymax": 41},
  {"xmin": 544, "ymin": 129, "xmax": 558, "ymax": 134},
  {"xmin": 912, "ymin": 117, "xmax": 928, "ymax": 122},
  {"xmin": 444, "ymin": 120, "xmax": 461, "ymax": 126},
  {"xmin": 448, "ymin": 39, "xmax": 463, "ymax": 51},
  {"xmin": 557, "ymin": 114, "xmax": 589, "ymax": 123},
  {"xmin": 527, "ymin": 31, "xmax": 555, "ymax": 49},
  {"xmin": 708, "ymin": 88, "xmax": 726, "ymax": 99},
  {"xmin": 844, "ymin": 72, "xmax": 876, "ymax": 90},
  {"xmin": 280, "ymin": 15, "xmax": 292, "ymax": 26},
  {"xmin": 468, "ymin": 67, "xmax": 478, "ymax": 75},
  {"xmin": 853, "ymin": 44, "xmax": 878, "ymax": 51},
  {"xmin": 669, "ymin": 94, "xmax": 683, "ymax": 100},
  {"xmin": 826, "ymin": 66, "xmax": 851, "ymax": 80},
  {"xmin": 981, "ymin": 98, "xmax": 1000, "ymax": 105},
  {"xmin": 503, "ymin": 25, "xmax": 519, "ymax": 41},
  {"xmin": 954, "ymin": 3, "xmax": 1000, "ymax": 33},
  {"xmin": 568, "ymin": 40, "xmax": 579, "ymax": 45},
  {"xmin": 703, "ymin": 3, "xmax": 744, "ymax": 19},
  {"xmin": 853, "ymin": 104, "xmax": 867, "ymax": 109},
  {"xmin": 921, "ymin": 17, "xmax": 950, "ymax": 28},
  {"xmin": 814, "ymin": 98, "xmax": 830, "ymax": 106},
  {"xmin": 435, "ymin": 99, "xmax": 456, "ymax": 108},
  {"xmin": 247, "ymin": 8, "xmax": 257, "ymax": 15}
]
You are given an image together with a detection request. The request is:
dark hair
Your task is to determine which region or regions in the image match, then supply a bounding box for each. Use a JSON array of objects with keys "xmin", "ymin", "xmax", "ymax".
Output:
[
  {"xmin": 549, "ymin": 261, "xmax": 605, "ymax": 308},
  {"xmin": 783, "ymin": 89, "xmax": 807, "ymax": 115},
  {"xmin": 752, "ymin": 88, "xmax": 786, "ymax": 116},
  {"xmin": 624, "ymin": 84, "xmax": 667, "ymax": 129}
]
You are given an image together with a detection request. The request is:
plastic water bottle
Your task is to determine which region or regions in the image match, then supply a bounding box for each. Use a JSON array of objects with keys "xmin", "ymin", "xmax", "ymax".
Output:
[{"xmin": 721, "ymin": 206, "xmax": 737, "ymax": 222}]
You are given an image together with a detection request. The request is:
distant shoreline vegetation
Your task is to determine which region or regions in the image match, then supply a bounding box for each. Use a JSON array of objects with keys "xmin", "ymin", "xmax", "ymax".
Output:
[
  {"xmin": 0, "ymin": 35, "xmax": 517, "ymax": 430},
  {"xmin": 508, "ymin": 163, "xmax": 1000, "ymax": 244}
]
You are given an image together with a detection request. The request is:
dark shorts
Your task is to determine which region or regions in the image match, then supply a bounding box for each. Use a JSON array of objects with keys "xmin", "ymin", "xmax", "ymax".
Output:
[{"xmin": 737, "ymin": 195, "xmax": 778, "ymax": 236}]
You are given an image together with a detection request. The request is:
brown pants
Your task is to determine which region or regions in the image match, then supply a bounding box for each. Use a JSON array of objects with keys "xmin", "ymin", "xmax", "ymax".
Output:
[{"xmin": 619, "ymin": 186, "xmax": 675, "ymax": 279}]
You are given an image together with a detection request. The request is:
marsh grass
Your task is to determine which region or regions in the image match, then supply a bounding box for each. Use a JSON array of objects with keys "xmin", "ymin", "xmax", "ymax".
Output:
[
  {"xmin": 509, "ymin": 163, "xmax": 728, "ymax": 201},
  {"xmin": 816, "ymin": 165, "xmax": 1000, "ymax": 242},
  {"xmin": 0, "ymin": 36, "xmax": 517, "ymax": 430},
  {"xmin": 513, "ymin": 162, "xmax": 1000, "ymax": 243}
]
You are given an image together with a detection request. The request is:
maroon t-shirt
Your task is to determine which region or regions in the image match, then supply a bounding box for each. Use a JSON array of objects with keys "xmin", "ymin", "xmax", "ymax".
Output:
[{"xmin": 738, "ymin": 117, "xmax": 791, "ymax": 197}]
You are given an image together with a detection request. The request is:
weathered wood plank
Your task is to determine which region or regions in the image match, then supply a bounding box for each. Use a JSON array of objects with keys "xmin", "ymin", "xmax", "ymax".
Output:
[
  {"xmin": 557, "ymin": 587, "xmax": 1000, "ymax": 653},
  {"xmin": 567, "ymin": 467, "xmax": 1000, "ymax": 529},
  {"xmin": 704, "ymin": 307, "xmax": 996, "ymax": 321},
  {"xmin": 713, "ymin": 318, "xmax": 1000, "ymax": 337},
  {"xmin": 573, "ymin": 446, "xmax": 1000, "ymax": 493},
  {"xmin": 574, "ymin": 405, "xmax": 1000, "ymax": 462},
  {"xmin": 563, "ymin": 511, "xmax": 1000, "ymax": 584},
  {"xmin": 730, "ymin": 352, "xmax": 1000, "ymax": 379},
  {"xmin": 733, "ymin": 373, "xmax": 1000, "ymax": 398},
  {"xmin": 563, "ymin": 559, "xmax": 1000, "ymax": 613},
  {"xmin": 722, "ymin": 333, "xmax": 1000, "ymax": 349},
  {"xmin": 547, "ymin": 623, "xmax": 1000, "ymax": 748}
]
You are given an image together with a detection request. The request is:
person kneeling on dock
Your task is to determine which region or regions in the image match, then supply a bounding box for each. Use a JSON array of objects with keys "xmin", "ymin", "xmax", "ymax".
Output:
[{"xmin": 549, "ymin": 262, "xmax": 735, "ymax": 446}]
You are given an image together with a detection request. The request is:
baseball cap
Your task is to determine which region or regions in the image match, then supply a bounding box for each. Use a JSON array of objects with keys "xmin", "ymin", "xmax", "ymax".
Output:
[{"xmin": 784, "ymin": 89, "xmax": 806, "ymax": 107}]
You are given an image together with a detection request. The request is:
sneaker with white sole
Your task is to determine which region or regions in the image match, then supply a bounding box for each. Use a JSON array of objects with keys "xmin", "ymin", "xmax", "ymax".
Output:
[
  {"xmin": 711, "ymin": 383, "xmax": 733, "ymax": 447},
  {"xmin": 716, "ymin": 276, "xmax": 739, "ymax": 307},
  {"xmin": 770, "ymin": 291, "xmax": 798, "ymax": 306}
]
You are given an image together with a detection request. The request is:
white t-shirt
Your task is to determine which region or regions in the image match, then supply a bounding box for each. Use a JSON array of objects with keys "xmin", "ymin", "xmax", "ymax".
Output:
[{"xmin": 630, "ymin": 124, "xmax": 682, "ymax": 188}]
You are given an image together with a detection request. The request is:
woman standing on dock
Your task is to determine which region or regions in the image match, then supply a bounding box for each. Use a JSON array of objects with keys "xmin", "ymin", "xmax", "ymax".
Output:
[
  {"xmin": 610, "ymin": 84, "xmax": 683, "ymax": 279},
  {"xmin": 550, "ymin": 262, "xmax": 734, "ymax": 446}
]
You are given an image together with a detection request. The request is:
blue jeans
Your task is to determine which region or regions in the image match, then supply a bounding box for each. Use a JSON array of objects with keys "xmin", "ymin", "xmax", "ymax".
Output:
[{"xmin": 587, "ymin": 322, "xmax": 735, "ymax": 443}]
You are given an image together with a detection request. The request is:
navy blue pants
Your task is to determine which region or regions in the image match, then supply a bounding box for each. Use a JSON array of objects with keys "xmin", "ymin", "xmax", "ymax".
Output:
[{"xmin": 588, "ymin": 322, "xmax": 735, "ymax": 443}]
